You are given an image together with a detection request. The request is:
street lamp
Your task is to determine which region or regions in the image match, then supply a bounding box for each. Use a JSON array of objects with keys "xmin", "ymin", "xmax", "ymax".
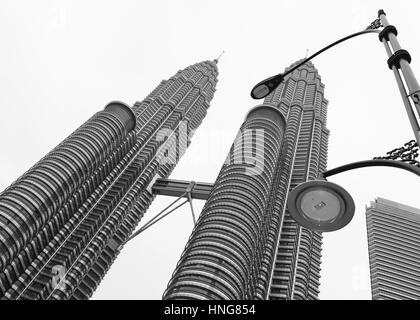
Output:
[
  {"xmin": 287, "ymin": 179, "xmax": 355, "ymax": 232},
  {"xmin": 287, "ymin": 157, "xmax": 420, "ymax": 232},
  {"xmin": 250, "ymin": 29, "xmax": 379, "ymax": 99},
  {"xmin": 251, "ymin": 9, "xmax": 420, "ymax": 147},
  {"xmin": 251, "ymin": 9, "xmax": 420, "ymax": 232}
]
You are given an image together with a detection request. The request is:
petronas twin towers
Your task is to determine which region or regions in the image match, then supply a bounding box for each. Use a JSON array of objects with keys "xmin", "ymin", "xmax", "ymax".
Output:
[{"xmin": 0, "ymin": 56, "xmax": 329, "ymax": 300}]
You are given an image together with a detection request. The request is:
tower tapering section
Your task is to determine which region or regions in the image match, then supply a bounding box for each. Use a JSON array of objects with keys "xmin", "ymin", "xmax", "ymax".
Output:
[
  {"xmin": 0, "ymin": 59, "xmax": 218, "ymax": 300},
  {"xmin": 163, "ymin": 60, "xmax": 329, "ymax": 300},
  {"xmin": 264, "ymin": 60, "xmax": 329, "ymax": 300}
]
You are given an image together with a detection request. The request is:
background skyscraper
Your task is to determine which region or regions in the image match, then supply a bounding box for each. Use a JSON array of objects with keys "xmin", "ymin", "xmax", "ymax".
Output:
[
  {"xmin": 366, "ymin": 197, "xmax": 420, "ymax": 300},
  {"xmin": 163, "ymin": 60, "xmax": 329, "ymax": 300},
  {"xmin": 0, "ymin": 59, "xmax": 218, "ymax": 300}
]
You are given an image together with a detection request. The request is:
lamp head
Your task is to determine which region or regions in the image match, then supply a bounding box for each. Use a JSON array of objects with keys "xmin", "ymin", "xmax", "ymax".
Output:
[
  {"xmin": 287, "ymin": 180, "xmax": 355, "ymax": 232},
  {"xmin": 250, "ymin": 74, "xmax": 284, "ymax": 99}
]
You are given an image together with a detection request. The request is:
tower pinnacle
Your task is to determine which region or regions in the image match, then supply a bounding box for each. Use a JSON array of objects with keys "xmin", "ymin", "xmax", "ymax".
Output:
[{"xmin": 213, "ymin": 50, "xmax": 225, "ymax": 64}]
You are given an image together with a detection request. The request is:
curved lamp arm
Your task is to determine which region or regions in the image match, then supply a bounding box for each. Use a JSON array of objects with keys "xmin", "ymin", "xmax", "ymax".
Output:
[
  {"xmin": 251, "ymin": 29, "xmax": 381, "ymax": 99},
  {"xmin": 287, "ymin": 159, "xmax": 420, "ymax": 232},
  {"xmin": 322, "ymin": 159, "xmax": 420, "ymax": 179}
]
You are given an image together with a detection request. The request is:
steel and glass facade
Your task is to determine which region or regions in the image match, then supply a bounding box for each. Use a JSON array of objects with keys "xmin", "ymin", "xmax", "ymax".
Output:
[
  {"xmin": 163, "ymin": 105, "xmax": 286, "ymax": 299},
  {"xmin": 264, "ymin": 61, "xmax": 328, "ymax": 300},
  {"xmin": 0, "ymin": 59, "xmax": 218, "ymax": 300},
  {"xmin": 163, "ymin": 61, "xmax": 329, "ymax": 300},
  {"xmin": 366, "ymin": 197, "xmax": 420, "ymax": 300}
]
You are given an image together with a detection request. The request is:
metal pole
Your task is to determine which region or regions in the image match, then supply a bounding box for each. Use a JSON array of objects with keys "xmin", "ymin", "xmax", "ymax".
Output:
[
  {"xmin": 187, "ymin": 193, "xmax": 196, "ymax": 225},
  {"xmin": 379, "ymin": 12, "xmax": 420, "ymax": 105},
  {"xmin": 378, "ymin": 9, "xmax": 420, "ymax": 144},
  {"xmin": 186, "ymin": 181, "xmax": 197, "ymax": 224},
  {"xmin": 125, "ymin": 199, "xmax": 189, "ymax": 243},
  {"xmin": 382, "ymin": 39, "xmax": 420, "ymax": 142}
]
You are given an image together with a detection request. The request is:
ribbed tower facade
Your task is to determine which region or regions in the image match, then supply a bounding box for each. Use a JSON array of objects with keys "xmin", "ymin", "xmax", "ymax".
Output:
[
  {"xmin": 163, "ymin": 61, "xmax": 329, "ymax": 300},
  {"xmin": 0, "ymin": 59, "xmax": 218, "ymax": 300},
  {"xmin": 264, "ymin": 61, "xmax": 329, "ymax": 300},
  {"xmin": 366, "ymin": 197, "xmax": 420, "ymax": 300},
  {"xmin": 163, "ymin": 105, "xmax": 286, "ymax": 299}
]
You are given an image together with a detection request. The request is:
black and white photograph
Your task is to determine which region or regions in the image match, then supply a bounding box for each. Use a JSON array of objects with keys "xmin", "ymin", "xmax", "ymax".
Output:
[{"xmin": 0, "ymin": 0, "xmax": 419, "ymax": 310}]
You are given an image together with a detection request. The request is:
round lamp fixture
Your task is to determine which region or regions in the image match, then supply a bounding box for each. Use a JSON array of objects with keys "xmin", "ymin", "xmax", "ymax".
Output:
[
  {"xmin": 287, "ymin": 180, "xmax": 355, "ymax": 232},
  {"xmin": 251, "ymin": 83, "xmax": 270, "ymax": 99},
  {"xmin": 250, "ymin": 74, "xmax": 284, "ymax": 99}
]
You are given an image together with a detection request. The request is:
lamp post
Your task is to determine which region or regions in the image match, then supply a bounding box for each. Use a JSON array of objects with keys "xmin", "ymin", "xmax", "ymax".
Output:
[
  {"xmin": 250, "ymin": 9, "xmax": 420, "ymax": 232},
  {"xmin": 251, "ymin": 9, "xmax": 420, "ymax": 147},
  {"xmin": 378, "ymin": 10, "xmax": 420, "ymax": 146}
]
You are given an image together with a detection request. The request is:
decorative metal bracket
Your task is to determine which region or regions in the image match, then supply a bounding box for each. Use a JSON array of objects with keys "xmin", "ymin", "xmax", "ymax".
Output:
[
  {"xmin": 373, "ymin": 140, "xmax": 420, "ymax": 167},
  {"xmin": 365, "ymin": 18, "xmax": 383, "ymax": 30}
]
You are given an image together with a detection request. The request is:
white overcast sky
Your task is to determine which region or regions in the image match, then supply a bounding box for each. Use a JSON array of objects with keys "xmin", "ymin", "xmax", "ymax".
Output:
[{"xmin": 1, "ymin": 0, "xmax": 420, "ymax": 300}]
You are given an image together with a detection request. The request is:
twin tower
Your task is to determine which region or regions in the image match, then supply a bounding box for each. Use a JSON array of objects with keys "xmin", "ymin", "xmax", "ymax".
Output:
[{"xmin": 0, "ymin": 57, "xmax": 329, "ymax": 300}]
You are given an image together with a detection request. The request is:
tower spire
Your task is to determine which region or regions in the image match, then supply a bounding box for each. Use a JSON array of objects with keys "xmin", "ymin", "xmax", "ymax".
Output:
[{"xmin": 213, "ymin": 50, "xmax": 225, "ymax": 64}]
